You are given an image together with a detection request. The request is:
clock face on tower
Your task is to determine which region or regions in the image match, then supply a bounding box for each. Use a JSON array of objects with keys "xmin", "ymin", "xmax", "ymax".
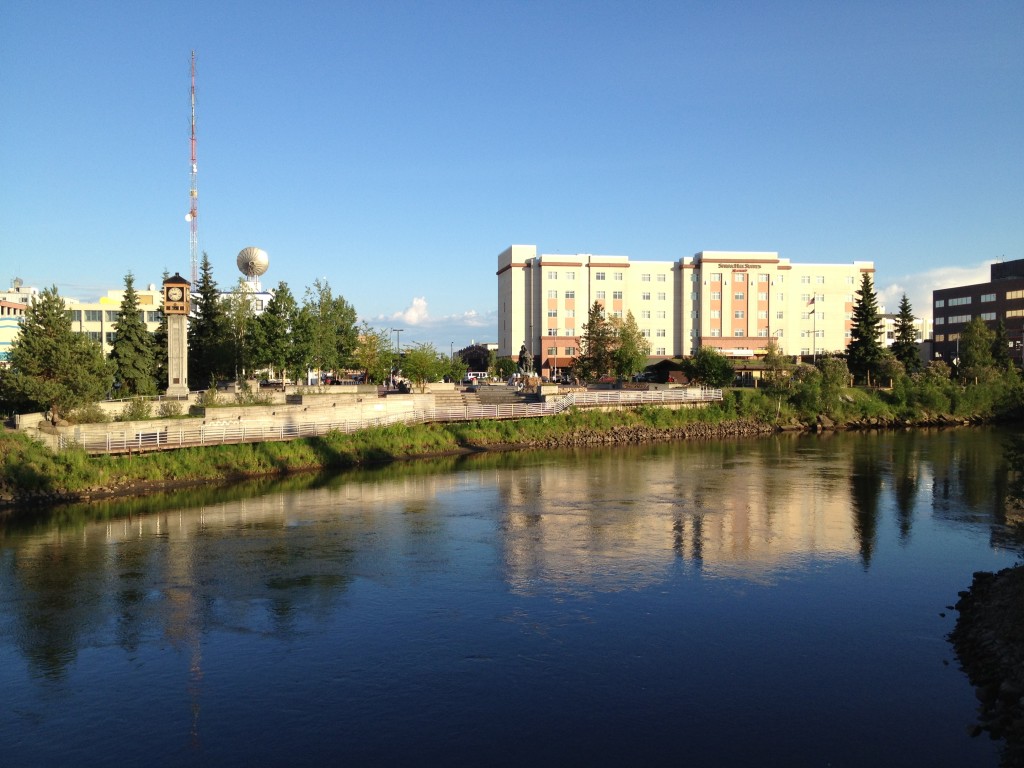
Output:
[{"xmin": 167, "ymin": 287, "xmax": 184, "ymax": 302}]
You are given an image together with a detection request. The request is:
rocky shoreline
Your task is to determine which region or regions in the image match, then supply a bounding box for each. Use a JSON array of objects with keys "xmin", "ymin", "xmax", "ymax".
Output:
[{"xmin": 951, "ymin": 565, "xmax": 1024, "ymax": 767}]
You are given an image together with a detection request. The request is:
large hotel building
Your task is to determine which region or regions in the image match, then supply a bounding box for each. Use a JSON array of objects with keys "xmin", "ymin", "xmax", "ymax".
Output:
[{"xmin": 498, "ymin": 245, "xmax": 874, "ymax": 372}]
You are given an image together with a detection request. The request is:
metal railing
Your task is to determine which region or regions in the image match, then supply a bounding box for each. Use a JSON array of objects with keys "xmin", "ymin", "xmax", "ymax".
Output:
[{"xmin": 59, "ymin": 387, "xmax": 722, "ymax": 455}]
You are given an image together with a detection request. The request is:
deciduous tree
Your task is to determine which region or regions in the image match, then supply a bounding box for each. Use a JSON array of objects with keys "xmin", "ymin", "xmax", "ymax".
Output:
[
  {"xmin": 682, "ymin": 347, "xmax": 734, "ymax": 388},
  {"xmin": 612, "ymin": 311, "xmax": 650, "ymax": 380}
]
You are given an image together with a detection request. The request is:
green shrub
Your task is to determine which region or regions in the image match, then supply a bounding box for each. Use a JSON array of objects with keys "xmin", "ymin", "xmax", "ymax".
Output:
[
  {"xmin": 118, "ymin": 397, "xmax": 152, "ymax": 422},
  {"xmin": 67, "ymin": 403, "xmax": 110, "ymax": 424},
  {"xmin": 157, "ymin": 400, "xmax": 184, "ymax": 418}
]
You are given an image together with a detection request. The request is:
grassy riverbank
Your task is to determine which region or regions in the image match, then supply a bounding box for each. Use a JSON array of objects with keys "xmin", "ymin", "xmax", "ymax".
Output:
[{"xmin": 3, "ymin": 375, "xmax": 1023, "ymax": 505}]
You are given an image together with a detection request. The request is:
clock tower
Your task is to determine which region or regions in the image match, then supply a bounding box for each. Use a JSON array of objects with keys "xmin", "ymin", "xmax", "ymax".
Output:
[{"xmin": 163, "ymin": 273, "xmax": 191, "ymax": 397}]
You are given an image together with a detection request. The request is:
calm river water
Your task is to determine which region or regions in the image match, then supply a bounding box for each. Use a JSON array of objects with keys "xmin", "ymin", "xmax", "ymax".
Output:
[{"xmin": 1, "ymin": 428, "xmax": 1021, "ymax": 767}]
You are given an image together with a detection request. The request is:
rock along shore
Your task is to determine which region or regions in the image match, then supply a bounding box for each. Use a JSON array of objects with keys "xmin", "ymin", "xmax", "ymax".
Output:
[{"xmin": 951, "ymin": 565, "xmax": 1024, "ymax": 767}]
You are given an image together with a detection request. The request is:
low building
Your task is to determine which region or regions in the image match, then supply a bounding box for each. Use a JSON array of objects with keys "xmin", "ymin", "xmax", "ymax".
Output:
[
  {"xmin": 932, "ymin": 258, "xmax": 1024, "ymax": 365},
  {"xmin": 65, "ymin": 286, "xmax": 165, "ymax": 356},
  {"xmin": 0, "ymin": 300, "xmax": 27, "ymax": 366}
]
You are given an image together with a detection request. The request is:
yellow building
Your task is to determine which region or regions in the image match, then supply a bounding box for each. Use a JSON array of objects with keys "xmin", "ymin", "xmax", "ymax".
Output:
[{"xmin": 66, "ymin": 286, "xmax": 165, "ymax": 356}]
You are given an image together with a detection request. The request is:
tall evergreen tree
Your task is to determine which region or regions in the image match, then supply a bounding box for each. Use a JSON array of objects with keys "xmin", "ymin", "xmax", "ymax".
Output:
[
  {"xmin": 572, "ymin": 301, "xmax": 616, "ymax": 381},
  {"xmin": 0, "ymin": 286, "xmax": 112, "ymax": 422},
  {"xmin": 152, "ymin": 270, "xmax": 170, "ymax": 390},
  {"xmin": 890, "ymin": 293, "xmax": 921, "ymax": 374},
  {"xmin": 188, "ymin": 252, "xmax": 228, "ymax": 387},
  {"xmin": 846, "ymin": 272, "xmax": 884, "ymax": 384},
  {"xmin": 109, "ymin": 272, "xmax": 157, "ymax": 396},
  {"xmin": 250, "ymin": 281, "xmax": 300, "ymax": 382}
]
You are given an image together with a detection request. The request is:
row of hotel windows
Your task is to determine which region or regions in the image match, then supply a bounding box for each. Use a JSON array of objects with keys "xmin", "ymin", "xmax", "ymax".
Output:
[
  {"xmin": 547, "ymin": 290, "xmax": 851, "ymax": 304},
  {"xmin": 936, "ymin": 291, "xmax": 1024, "ymax": 308}
]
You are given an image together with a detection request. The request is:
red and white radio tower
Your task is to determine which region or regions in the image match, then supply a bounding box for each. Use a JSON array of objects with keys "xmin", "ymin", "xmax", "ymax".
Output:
[{"xmin": 186, "ymin": 51, "xmax": 199, "ymax": 285}]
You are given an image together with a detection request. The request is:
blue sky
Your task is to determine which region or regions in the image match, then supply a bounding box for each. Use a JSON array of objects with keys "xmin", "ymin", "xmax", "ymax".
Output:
[{"xmin": 2, "ymin": 1, "xmax": 1021, "ymax": 349}]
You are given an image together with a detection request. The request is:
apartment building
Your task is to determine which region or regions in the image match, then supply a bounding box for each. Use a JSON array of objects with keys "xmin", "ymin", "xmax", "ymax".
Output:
[
  {"xmin": 932, "ymin": 258, "xmax": 1024, "ymax": 364},
  {"xmin": 498, "ymin": 245, "xmax": 873, "ymax": 373}
]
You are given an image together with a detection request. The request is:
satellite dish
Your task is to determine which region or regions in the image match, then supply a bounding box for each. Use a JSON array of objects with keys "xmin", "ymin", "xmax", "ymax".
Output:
[{"xmin": 236, "ymin": 247, "xmax": 270, "ymax": 278}]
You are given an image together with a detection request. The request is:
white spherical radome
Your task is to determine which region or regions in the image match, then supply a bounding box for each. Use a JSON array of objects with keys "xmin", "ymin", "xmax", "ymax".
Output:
[{"xmin": 236, "ymin": 247, "xmax": 270, "ymax": 277}]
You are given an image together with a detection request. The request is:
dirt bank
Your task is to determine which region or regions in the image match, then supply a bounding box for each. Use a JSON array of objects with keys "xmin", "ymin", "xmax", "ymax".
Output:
[{"xmin": 951, "ymin": 565, "xmax": 1024, "ymax": 767}]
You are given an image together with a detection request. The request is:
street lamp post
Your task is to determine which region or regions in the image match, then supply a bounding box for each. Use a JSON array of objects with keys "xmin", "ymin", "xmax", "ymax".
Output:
[{"xmin": 450, "ymin": 341, "xmax": 454, "ymax": 361}]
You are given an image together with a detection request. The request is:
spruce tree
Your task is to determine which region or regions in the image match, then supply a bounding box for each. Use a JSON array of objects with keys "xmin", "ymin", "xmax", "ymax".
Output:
[
  {"xmin": 250, "ymin": 281, "xmax": 299, "ymax": 382},
  {"xmin": 572, "ymin": 301, "xmax": 615, "ymax": 381},
  {"xmin": 890, "ymin": 293, "xmax": 920, "ymax": 374},
  {"xmin": 0, "ymin": 286, "xmax": 112, "ymax": 422},
  {"xmin": 846, "ymin": 272, "xmax": 884, "ymax": 384},
  {"xmin": 188, "ymin": 252, "xmax": 228, "ymax": 387},
  {"xmin": 109, "ymin": 272, "xmax": 157, "ymax": 395}
]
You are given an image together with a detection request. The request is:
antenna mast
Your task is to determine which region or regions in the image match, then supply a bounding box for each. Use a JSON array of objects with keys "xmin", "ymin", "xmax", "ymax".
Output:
[{"xmin": 187, "ymin": 51, "xmax": 198, "ymax": 285}]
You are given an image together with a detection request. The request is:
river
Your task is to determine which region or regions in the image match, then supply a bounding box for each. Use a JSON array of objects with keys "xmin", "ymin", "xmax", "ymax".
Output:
[{"xmin": 1, "ymin": 428, "xmax": 1021, "ymax": 767}]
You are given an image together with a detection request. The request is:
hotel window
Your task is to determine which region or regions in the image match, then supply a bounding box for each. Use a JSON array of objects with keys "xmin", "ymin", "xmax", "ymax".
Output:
[
  {"xmin": 612, "ymin": 310, "xmax": 622, "ymax": 318},
  {"xmin": 801, "ymin": 312, "xmax": 811, "ymax": 320},
  {"xmin": 776, "ymin": 275, "xmax": 784, "ymax": 284},
  {"xmin": 642, "ymin": 292, "xmax": 651, "ymax": 300},
  {"xmin": 641, "ymin": 273, "xmax": 651, "ymax": 282},
  {"xmin": 949, "ymin": 314, "xmax": 971, "ymax": 324},
  {"xmin": 565, "ymin": 346, "xmax": 576, "ymax": 356},
  {"xmin": 656, "ymin": 328, "xmax": 666, "ymax": 337},
  {"xmin": 690, "ymin": 292, "xmax": 698, "ymax": 300},
  {"xmin": 566, "ymin": 271, "xmax": 575, "ymax": 280},
  {"xmin": 777, "ymin": 293, "xmax": 785, "ymax": 301},
  {"xmin": 801, "ymin": 294, "xmax": 811, "ymax": 303},
  {"xmin": 758, "ymin": 274, "xmax": 769, "ymax": 283},
  {"xmin": 776, "ymin": 311, "xmax": 784, "ymax": 319},
  {"xmin": 935, "ymin": 299, "xmax": 945, "ymax": 308},
  {"xmin": 734, "ymin": 330, "xmax": 745, "ymax": 337},
  {"xmin": 711, "ymin": 292, "xmax": 722, "ymax": 300},
  {"xmin": 547, "ymin": 328, "xmax": 558, "ymax": 336},
  {"xmin": 657, "ymin": 274, "xmax": 666, "ymax": 282},
  {"xmin": 596, "ymin": 291, "xmax": 606, "ymax": 300},
  {"xmin": 565, "ymin": 290, "xmax": 575, "ymax": 299},
  {"xmin": 948, "ymin": 296, "xmax": 971, "ymax": 306},
  {"xmin": 548, "ymin": 290, "xmax": 558, "ymax": 298},
  {"xmin": 595, "ymin": 272, "xmax": 606, "ymax": 281},
  {"xmin": 547, "ymin": 346, "xmax": 557, "ymax": 356},
  {"xmin": 757, "ymin": 328, "xmax": 768, "ymax": 337},
  {"xmin": 614, "ymin": 272, "xmax": 623, "ymax": 281},
  {"xmin": 548, "ymin": 309, "xmax": 557, "ymax": 317},
  {"xmin": 641, "ymin": 329, "xmax": 651, "ymax": 338},
  {"xmin": 734, "ymin": 310, "xmax": 745, "ymax": 319},
  {"xmin": 710, "ymin": 310, "xmax": 721, "ymax": 319},
  {"xmin": 846, "ymin": 276, "xmax": 855, "ymax": 284},
  {"xmin": 711, "ymin": 328, "xmax": 722, "ymax": 337},
  {"xmin": 105, "ymin": 311, "xmax": 120, "ymax": 322},
  {"xmin": 105, "ymin": 331, "xmax": 116, "ymax": 344},
  {"xmin": 691, "ymin": 273, "xmax": 700, "ymax": 282},
  {"xmin": 1007, "ymin": 290, "xmax": 1024, "ymax": 300},
  {"xmin": 775, "ymin": 329, "xmax": 784, "ymax": 338},
  {"xmin": 657, "ymin": 292, "xmax": 666, "ymax": 300},
  {"xmin": 734, "ymin": 273, "xmax": 745, "ymax": 283},
  {"xmin": 711, "ymin": 273, "xmax": 722, "ymax": 282},
  {"xmin": 547, "ymin": 271, "xmax": 558, "ymax": 279},
  {"xmin": 613, "ymin": 291, "xmax": 623, "ymax": 300},
  {"xmin": 801, "ymin": 275, "xmax": 811, "ymax": 284},
  {"xmin": 85, "ymin": 310, "xmax": 102, "ymax": 322},
  {"xmin": 816, "ymin": 276, "xmax": 825, "ymax": 284},
  {"xmin": 980, "ymin": 312, "xmax": 996, "ymax": 321},
  {"xmin": 641, "ymin": 310, "xmax": 651, "ymax": 319},
  {"xmin": 656, "ymin": 347, "xmax": 666, "ymax": 355},
  {"xmin": 565, "ymin": 309, "xmax": 575, "ymax": 318},
  {"xmin": 734, "ymin": 292, "xmax": 745, "ymax": 300},
  {"xmin": 86, "ymin": 331, "xmax": 101, "ymax": 342},
  {"xmin": 758, "ymin": 292, "xmax": 767, "ymax": 301},
  {"xmin": 69, "ymin": 310, "xmax": 82, "ymax": 321},
  {"xmin": 147, "ymin": 311, "xmax": 161, "ymax": 322},
  {"xmin": 757, "ymin": 310, "xmax": 768, "ymax": 319},
  {"xmin": 656, "ymin": 311, "xmax": 666, "ymax": 319},
  {"xmin": 981, "ymin": 293, "xmax": 996, "ymax": 302},
  {"xmin": 691, "ymin": 310, "xmax": 699, "ymax": 319},
  {"xmin": 935, "ymin": 317, "xmax": 945, "ymax": 325}
]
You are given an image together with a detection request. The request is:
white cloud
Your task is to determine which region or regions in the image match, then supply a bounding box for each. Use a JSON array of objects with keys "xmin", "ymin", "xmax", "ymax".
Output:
[
  {"xmin": 877, "ymin": 261, "xmax": 994, "ymax": 319},
  {"xmin": 390, "ymin": 296, "xmax": 431, "ymax": 326},
  {"xmin": 369, "ymin": 298, "xmax": 498, "ymax": 348}
]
